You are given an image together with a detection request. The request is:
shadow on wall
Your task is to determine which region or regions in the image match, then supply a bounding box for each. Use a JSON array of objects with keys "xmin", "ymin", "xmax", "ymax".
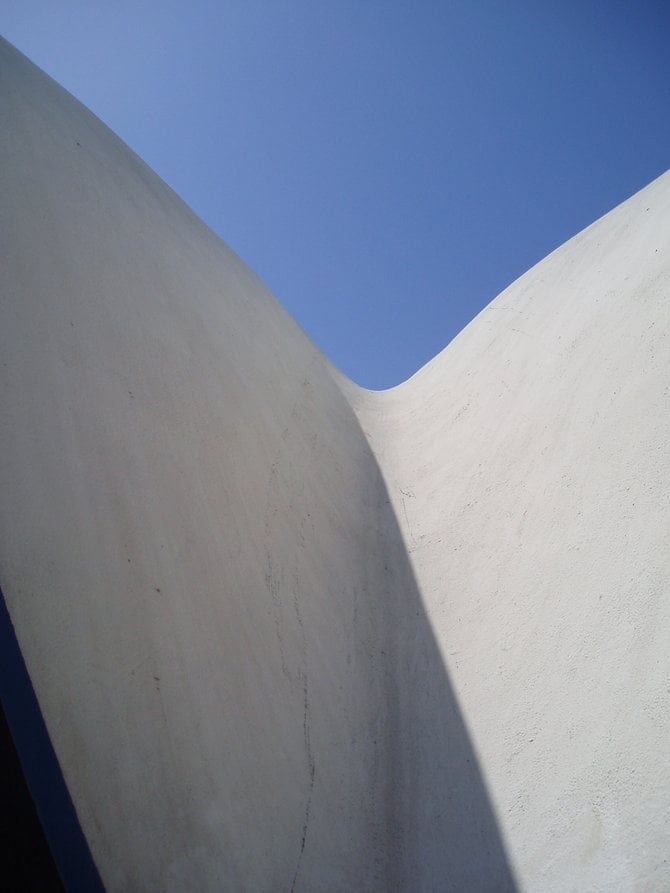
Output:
[
  {"xmin": 362, "ymin": 422, "xmax": 517, "ymax": 891},
  {"xmin": 0, "ymin": 458, "xmax": 517, "ymax": 892},
  {"xmin": 261, "ymin": 362, "xmax": 518, "ymax": 891}
]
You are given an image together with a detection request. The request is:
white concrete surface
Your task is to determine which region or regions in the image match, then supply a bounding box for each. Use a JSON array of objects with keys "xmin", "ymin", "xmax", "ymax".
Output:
[
  {"xmin": 343, "ymin": 167, "xmax": 670, "ymax": 891},
  {"xmin": 2, "ymin": 37, "xmax": 669, "ymax": 892}
]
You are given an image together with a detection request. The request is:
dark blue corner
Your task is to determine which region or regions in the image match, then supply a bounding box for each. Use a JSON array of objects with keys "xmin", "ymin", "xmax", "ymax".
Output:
[{"xmin": 0, "ymin": 587, "xmax": 106, "ymax": 892}]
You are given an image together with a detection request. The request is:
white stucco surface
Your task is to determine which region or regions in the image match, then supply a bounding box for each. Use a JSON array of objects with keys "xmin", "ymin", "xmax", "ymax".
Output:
[
  {"xmin": 1, "ymin": 38, "xmax": 669, "ymax": 892},
  {"xmin": 343, "ymin": 169, "xmax": 670, "ymax": 890}
]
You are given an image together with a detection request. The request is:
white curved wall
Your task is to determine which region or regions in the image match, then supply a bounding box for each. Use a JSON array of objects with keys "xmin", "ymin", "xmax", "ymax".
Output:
[
  {"xmin": 2, "ymin": 36, "xmax": 669, "ymax": 892},
  {"xmin": 346, "ymin": 169, "xmax": 670, "ymax": 890}
]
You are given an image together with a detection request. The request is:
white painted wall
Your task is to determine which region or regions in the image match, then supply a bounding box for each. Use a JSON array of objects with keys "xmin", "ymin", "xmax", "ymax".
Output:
[
  {"xmin": 346, "ymin": 169, "xmax": 670, "ymax": 891},
  {"xmin": 2, "ymin": 37, "xmax": 668, "ymax": 892}
]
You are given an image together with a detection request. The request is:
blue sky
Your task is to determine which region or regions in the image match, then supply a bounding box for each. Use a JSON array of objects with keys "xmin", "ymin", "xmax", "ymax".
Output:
[{"xmin": 4, "ymin": 1, "xmax": 670, "ymax": 387}]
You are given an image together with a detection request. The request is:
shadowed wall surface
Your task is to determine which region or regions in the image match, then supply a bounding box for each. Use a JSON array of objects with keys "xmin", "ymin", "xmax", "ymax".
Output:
[{"xmin": 1, "ymin": 37, "xmax": 669, "ymax": 892}]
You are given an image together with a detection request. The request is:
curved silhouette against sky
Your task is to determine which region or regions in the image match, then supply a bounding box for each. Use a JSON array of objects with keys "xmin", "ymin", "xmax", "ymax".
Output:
[{"xmin": 3, "ymin": 0, "xmax": 669, "ymax": 387}]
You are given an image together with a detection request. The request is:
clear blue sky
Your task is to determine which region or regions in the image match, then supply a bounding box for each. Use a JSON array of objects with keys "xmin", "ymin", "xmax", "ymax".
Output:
[{"xmin": 4, "ymin": 1, "xmax": 670, "ymax": 388}]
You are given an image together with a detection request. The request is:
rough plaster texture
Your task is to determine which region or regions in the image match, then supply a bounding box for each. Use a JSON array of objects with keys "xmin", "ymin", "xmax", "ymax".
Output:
[{"xmin": 1, "ymin": 38, "xmax": 669, "ymax": 892}]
